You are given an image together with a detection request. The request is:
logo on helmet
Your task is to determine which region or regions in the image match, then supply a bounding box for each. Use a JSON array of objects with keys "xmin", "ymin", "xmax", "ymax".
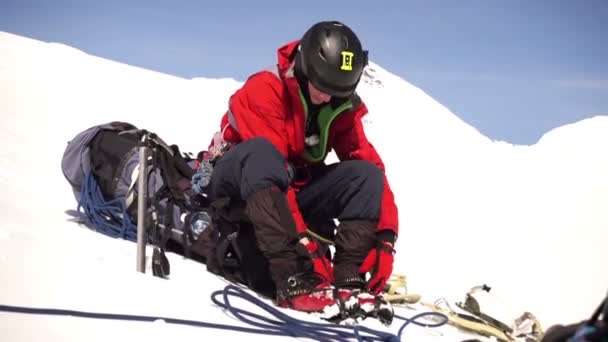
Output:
[{"xmin": 340, "ymin": 51, "xmax": 354, "ymax": 71}]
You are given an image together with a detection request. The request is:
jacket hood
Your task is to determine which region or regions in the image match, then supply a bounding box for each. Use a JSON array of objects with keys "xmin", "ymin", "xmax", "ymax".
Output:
[{"xmin": 277, "ymin": 40, "xmax": 301, "ymax": 77}]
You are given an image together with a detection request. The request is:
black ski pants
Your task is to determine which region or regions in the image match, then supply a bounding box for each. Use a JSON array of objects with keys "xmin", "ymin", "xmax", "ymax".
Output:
[{"xmin": 207, "ymin": 137, "xmax": 383, "ymax": 287}]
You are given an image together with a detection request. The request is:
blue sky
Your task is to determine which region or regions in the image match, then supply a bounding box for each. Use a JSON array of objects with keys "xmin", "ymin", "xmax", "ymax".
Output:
[{"xmin": 2, "ymin": 0, "xmax": 607, "ymax": 144}]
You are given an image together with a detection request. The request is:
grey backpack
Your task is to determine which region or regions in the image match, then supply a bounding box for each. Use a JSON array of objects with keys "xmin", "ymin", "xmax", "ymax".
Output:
[{"xmin": 61, "ymin": 121, "xmax": 212, "ymax": 276}]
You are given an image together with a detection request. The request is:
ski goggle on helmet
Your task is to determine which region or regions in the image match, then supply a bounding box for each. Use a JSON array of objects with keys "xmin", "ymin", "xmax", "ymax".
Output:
[{"xmin": 298, "ymin": 21, "xmax": 369, "ymax": 98}]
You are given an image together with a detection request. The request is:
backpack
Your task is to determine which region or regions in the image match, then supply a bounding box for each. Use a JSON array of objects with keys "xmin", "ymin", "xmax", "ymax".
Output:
[
  {"xmin": 61, "ymin": 121, "xmax": 276, "ymax": 296},
  {"xmin": 541, "ymin": 294, "xmax": 607, "ymax": 342},
  {"xmin": 61, "ymin": 121, "xmax": 213, "ymax": 276}
]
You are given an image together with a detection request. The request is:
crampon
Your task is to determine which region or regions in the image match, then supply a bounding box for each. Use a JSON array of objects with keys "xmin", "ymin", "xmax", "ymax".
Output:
[{"xmin": 315, "ymin": 274, "xmax": 422, "ymax": 325}]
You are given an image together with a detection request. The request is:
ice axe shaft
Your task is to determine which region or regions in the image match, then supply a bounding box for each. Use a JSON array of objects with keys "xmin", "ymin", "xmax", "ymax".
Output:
[{"xmin": 136, "ymin": 144, "xmax": 148, "ymax": 273}]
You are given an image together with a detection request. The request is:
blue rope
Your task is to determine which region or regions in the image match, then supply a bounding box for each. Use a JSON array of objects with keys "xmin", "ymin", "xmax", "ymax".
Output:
[
  {"xmin": 77, "ymin": 172, "xmax": 137, "ymax": 241},
  {"xmin": 0, "ymin": 285, "xmax": 447, "ymax": 341},
  {"xmin": 395, "ymin": 312, "xmax": 449, "ymax": 337}
]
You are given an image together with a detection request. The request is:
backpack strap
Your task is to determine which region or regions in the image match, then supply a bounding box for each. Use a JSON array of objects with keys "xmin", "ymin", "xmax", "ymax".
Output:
[{"xmin": 207, "ymin": 197, "xmax": 247, "ymax": 282}]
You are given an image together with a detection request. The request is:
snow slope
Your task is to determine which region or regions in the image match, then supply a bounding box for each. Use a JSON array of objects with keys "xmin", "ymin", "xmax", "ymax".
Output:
[{"xmin": 1, "ymin": 31, "xmax": 607, "ymax": 341}]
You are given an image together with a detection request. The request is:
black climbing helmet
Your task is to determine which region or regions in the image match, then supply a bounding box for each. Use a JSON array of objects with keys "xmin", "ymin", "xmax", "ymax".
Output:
[{"xmin": 298, "ymin": 21, "xmax": 368, "ymax": 98}]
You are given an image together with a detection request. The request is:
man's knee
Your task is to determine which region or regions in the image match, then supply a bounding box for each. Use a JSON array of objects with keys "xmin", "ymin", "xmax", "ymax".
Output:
[
  {"xmin": 343, "ymin": 160, "xmax": 384, "ymax": 200},
  {"xmin": 240, "ymin": 137, "xmax": 283, "ymax": 157},
  {"xmin": 234, "ymin": 138, "xmax": 290, "ymax": 198},
  {"xmin": 344, "ymin": 160, "xmax": 384, "ymax": 190},
  {"xmin": 336, "ymin": 160, "xmax": 383, "ymax": 221}
]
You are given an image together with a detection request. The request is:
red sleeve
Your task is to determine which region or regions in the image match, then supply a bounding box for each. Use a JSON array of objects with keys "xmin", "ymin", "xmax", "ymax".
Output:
[
  {"xmin": 227, "ymin": 72, "xmax": 289, "ymax": 156},
  {"xmin": 225, "ymin": 71, "xmax": 308, "ymax": 234},
  {"xmin": 333, "ymin": 103, "xmax": 399, "ymax": 236}
]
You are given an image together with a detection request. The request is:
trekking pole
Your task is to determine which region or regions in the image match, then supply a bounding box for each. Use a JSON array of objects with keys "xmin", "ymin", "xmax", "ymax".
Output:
[{"xmin": 136, "ymin": 134, "xmax": 149, "ymax": 273}]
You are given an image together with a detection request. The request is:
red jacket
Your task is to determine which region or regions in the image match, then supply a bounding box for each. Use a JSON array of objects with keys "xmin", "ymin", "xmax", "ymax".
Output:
[{"xmin": 214, "ymin": 40, "xmax": 399, "ymax": 237}]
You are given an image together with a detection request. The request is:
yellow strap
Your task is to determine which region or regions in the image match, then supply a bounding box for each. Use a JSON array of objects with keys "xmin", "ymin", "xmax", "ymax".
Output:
[
  {"xmin": 385, "ymin": 274, "xmax": 407, "ymax": 295},
  {"xmin": 306, "ymin": 229, "xmax": 334, "ymax": 245},
  {"xmin": 383, "ymin": 293, "xmax": 421, "ymax": 304},
  {"xmin": 385, "ymin": 274, "xmax": 542, "ymax": 341}
]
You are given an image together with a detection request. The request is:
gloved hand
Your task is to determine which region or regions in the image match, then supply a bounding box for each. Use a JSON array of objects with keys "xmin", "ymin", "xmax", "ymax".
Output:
[
  {"xmin": 300, "ymin": 236, "xmax": 334, "ymax": 283},
  {"xmin": 191, "ymin": 159, "xmax": 214, "ymax": 194},
  {"xmin": 359, "ymin": 230, "xmax": 397, "ymax": 295}
]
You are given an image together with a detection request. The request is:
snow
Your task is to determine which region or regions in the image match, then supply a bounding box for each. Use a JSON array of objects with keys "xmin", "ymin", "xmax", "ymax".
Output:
[{"xmin": 1, "ymin": 31, "xmax": 607, "ymax": 341}]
